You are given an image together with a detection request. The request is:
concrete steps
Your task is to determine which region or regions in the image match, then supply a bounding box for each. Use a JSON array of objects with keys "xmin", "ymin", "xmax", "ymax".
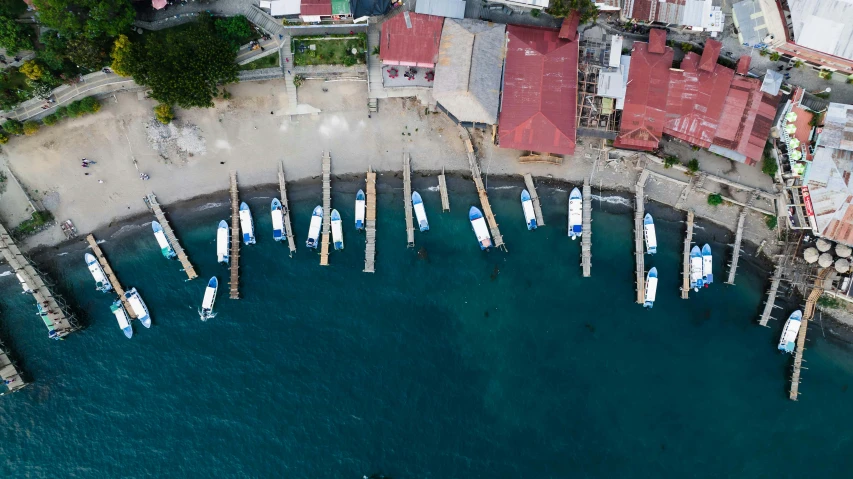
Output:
[{"xmin": 242, "ymin": 5, "xmax": 285, "ymax": 36}]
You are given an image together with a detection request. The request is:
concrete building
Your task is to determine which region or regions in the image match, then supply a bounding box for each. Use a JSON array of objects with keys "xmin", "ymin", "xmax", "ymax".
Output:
[
  {"xmin": 622, "ymin": 0, "xmax": 724, "ymax": 33},
  {"xmin": 415, "ymin": 0, "xmax": 466, "ymax": 18}
]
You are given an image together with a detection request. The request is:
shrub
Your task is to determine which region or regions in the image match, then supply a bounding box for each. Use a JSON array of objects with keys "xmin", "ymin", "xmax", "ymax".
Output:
[
  {"xmin": 707, "ymin": 193, "xmax": 723, "ymax": 206},
  {"xmin": 663, "ymin": 155, "xmax": 679, "ymax": 168},
  {"xmin": 154, "ymin": 103, "xmax": 174, "ymax": 124},
  {"xmin": 762, "ymin": 156, "xmax": 778, "ymax": 177},
  {"xmin": 342, "ymin": 54, "xmax": 356, "ymax": 67},
  {"xmin": 530, "ymin": 8, "xmax": 540, "ymax": 17},
  {"xmin": 819, "ymin": 69, "xmax": 833, "ymax": 80},
  {"xmin": 22, "ymin": 120, "xmax": 40, "ymax": 135},
  {"xmin": 19, "ymin": 60, "xmax": 45, "ymax": 81},
  {"xmin": 765, "ymin": 215, "xmax": 778, "ymax": 230},
  {"xmin": 371, "ymin": 45, "xmax": 379, "ymax": 55},
  {"xmin": 793, "ymin": 60, "xmax": 803, "ymax": 68},
  {"xmin": 54, "ymin": 106, "xmax": 67, "ymax": 118},
  {"xmin": 79, "ymin": 96, "xmax": 101, "ymax": 113},
  {"xmin": 0, "ymin": 131, "xmax": 8, "ymax": 144},
  {"xmin": 42, "ymin": 114, "xmax": 59, "ymax": 126},
  {"xmin": 758, "ymin": 49, "xmax": 768, "ymax": 57},
  {"xmin": 680, "ymin": 42, "xmax": 692, "ymax": 53},
  {"xmin": 65, "ymin": 101, "xmax": 82, "ymax": 117},
  {"xmin": 293, "ymin": 74, "xmax": 305, "ymax": 88},
  {"xmin": 769, "ymin": 52, "xmax": 781, "ymax": 61},
  {"xmin": 2, "ymin": 119, "xmax": 23, "ymax": 135},
  {"xmin": 221, "ymin": 89, "xmax": 232, "ymax": 100},
  {"xmin": 687, "ymin": 158, "xmax": 700, "ymax": 175},
  {"xmin": 818, "ymin": 295, "xmax": 840, "ymax": 309}
]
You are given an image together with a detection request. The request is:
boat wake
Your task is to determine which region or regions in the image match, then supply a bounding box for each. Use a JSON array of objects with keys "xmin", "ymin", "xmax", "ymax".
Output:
[
  {"xmin": 489, "ymin": 185, "xmax": 519, "ymax": 190},
  {"xmin": 426, "ymin": 186, "xmax": 440, "ymax": 192},
  {"xmin": 113, "ymin": 224, "xmax": 144, "ymax": 238},
  {"xmin": 0, "ymin": 270, "xmax": 12, "ymax": 277},
  {"xmin": 591, "ymin": 194, "xmax": 632, "ymax": 207},
  {"xmin": 56, "ymin": 252, "xmax": 69, "ymax": 257},
  {"xmin": 196, "ymin": 202, "xmax": 224, "ymax": 211},
  {"xmin": 198, "ymin": 309, "xmax": 216, "ymax": 321}
]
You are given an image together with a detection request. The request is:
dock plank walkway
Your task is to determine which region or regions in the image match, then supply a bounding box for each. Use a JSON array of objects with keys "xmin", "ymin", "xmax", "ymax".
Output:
[
  {"xmin": 86, "ymin": 234, "xmax": 136, "ymax": 319},
  {"xmin": 790, "ymin": 268, "xmax": 829, "ymax": 400},
  {"xmin": 364, "ymin": 169, "xmax": 377, "ymax": 273},
  {"xmin": 681, "ymin": 210, "xmax": 695, "ymax": 299},
  {"xmin": 0, "ymin": 338, "xmax": 26, "ymax": 394},
  {"xmin": 726, "ymin": 211, "xmax": 747, "ymax": 285},
  {"xmin": 438, "ymin": 168, "xmax": 450, "ymax": 212},
  {"xmin": 320, "ymin": 152, "xmax": 331, "ymax": 266},
  {"xmin": 759, "ymin": 266, "xmax": 783, "ymax": 326},
  {"xmin": 403, "ymin": 153, "xmax": 414, "ymax": 247},
  {"xmin": 145, "ymin": 194, "xmax": 197, "ymax": 280},
  {"xmin": 582, "ymin": 177, "xmax": 592, "ymax": 277},
  {"xmin": 460, "ymin": 128, "xmax": 505, "ymax": 250},
  {"xmin": 523, "ymin": 173, "xmax": 545, "ymax": 227},
  {"xmin": 634, "ymin": 170, "xmax": 649, "ymax": 304},
  {"xmin": 229, "ymin": 172, "xmax": 241, "ymax": 299},
  {"xmin": 278, "ymin": 162, "xmax": 297, "ymax": 256},
  {"xmin": 0, "ymin": 222, "xmax": 75, "ymax": 338}
]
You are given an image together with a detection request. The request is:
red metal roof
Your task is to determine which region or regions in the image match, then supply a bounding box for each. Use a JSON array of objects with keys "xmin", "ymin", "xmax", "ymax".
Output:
[
  {"xmin": 301, "ymin": 0, "xmax": 332, "ymax": 16},
  {"xmin": 613, "ymin": 41, "xmax": 674, "ymax": 151},
  {"xmin": 623, "ymin": 0, "xmax": 655, "ymax": 22},
  {"xmin": 698, "ymin": 39, "xmax": 721, "ymax": 73},
  {"xmin": 558, "ymin": 11, "xmax": 580, "ymax": 41},
  {"xmin": 378, "ymin": 12, "xmax": 444, "ymax": 66},
  {"xmin": 648, "ymin": 29, "xmax": 667, "ymax": 54},
  {"xmin": 736, "ymin": 55, "xmax": 751, "ymax": 75},
  {"xmin": 711, "ymin": 76, "xmax": 781, "ymax": 165},
  {"xmin": 498, "ymin": 25, "xmax": 578, "ymax": 156}
]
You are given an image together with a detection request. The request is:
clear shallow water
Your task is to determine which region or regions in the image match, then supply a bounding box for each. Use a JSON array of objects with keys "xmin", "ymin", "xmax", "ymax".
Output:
[{"xmin": 1, "ymin": 177, "xmax": 852, "ymax": 478}]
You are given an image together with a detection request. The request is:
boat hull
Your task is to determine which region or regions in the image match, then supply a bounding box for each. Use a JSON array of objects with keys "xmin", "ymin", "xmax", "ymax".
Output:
[
  {"xmin": 331, "ymin": 209, "xmax": 344, "ymax": 250},
  {"xmin": 355, "ymin": 190, "xmax": 366, "ymax": 231},
  {"xmin": 200, "ymin": 277, "xmax": 218, "ymax": 321},
  {"xmin": 271, "ymin": 199, "xmax": 284, "ymax": 241},
  {"xmin": 239, "ymin": 202, "xmax": 256, "ymax": 245},
  {"xmin": 568, "ymin": 188, "xmax": 583, "ymax": 239},
  {"xmin": 152, "ymin": 222, "xmax": 176, "ymax": 259},
  {"xmin": 643, "ymin": 214, "xmax": 657, "ymax": 255},
  {"xmin": 778, "ymin": 310, "xmax": 803, "ymax": 353},
  {"xmin": 469, "ymin": 206, "xmax": 492, "ymax": 250},
  {"xmin": 216, "ymin": 221, "xmax": 229, "ymax": 263},
  {"xmin": 306, "ymin": 206, "xmax": 323, "ymax": 249},
  {"xmin": 125, "ymin": 288, "xmax": 151, "ymax": 328}
]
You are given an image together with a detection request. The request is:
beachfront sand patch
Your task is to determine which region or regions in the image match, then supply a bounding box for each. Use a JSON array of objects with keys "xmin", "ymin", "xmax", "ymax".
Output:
[{"xmin": 145, "ymin": 119, "xmax": 207, "ymax": 162}]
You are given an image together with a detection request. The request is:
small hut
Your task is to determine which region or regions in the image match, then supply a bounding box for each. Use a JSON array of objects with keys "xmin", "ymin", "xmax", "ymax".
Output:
[
  {"xmin": 817, "ymin": 238, "xmax": 833, "ymax": 252},
  {"xmin": 819, "ymin": 252, "xmax": 834, "ymax": 268},
  {"xmin": 804, "ymin": 247, "xmax": 819, "ymax": 264}
]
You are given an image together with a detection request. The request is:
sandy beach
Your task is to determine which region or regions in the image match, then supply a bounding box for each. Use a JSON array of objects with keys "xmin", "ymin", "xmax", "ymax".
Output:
[{"xmin": 0, "ymin": 78, "xmax": 780, "ymax": 255}]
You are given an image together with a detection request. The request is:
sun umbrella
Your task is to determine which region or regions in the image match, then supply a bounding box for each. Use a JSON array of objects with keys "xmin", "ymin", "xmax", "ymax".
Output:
[
  {"xmin": 785, "ymin": 111, "xmax": 798, "ymax": 122},
  {"xmin": 836, "ymin": 258, "xmax": 850, "ymax": 273},
  {"xmin": 785, "ymin": 123, "xmax": 797, "ymax": 134},
  {"xmin": 792, "ymin": 161, "xmax": 805, "ymax": 176},
  {"xmin": 789, "ymin": 138, "xmax": 801, "ymax": 149},
  {"xmin": 819, "ymin": 252, "xmax": 834, "ymax": 268},
  {"xmin": 790, "ymin": 150, "xmax": 803, "ymax": 161},
  {"xmin": 817, "ymin": 238, "xmax": 832, "ymax": 252},
  {"xmin": 804, "ymin": 247, "xmax": 819, "ymax": 263}
]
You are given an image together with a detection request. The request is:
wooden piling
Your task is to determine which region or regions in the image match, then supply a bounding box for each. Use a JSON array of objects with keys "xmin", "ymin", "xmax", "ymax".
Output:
[
  {"xmin": 581, "ymin": 177, "xmax": 592, "ymax": 277},
  {"xmin": 320, "ymin": 152, "xmax": 331, "ymax": 266},
  {"xmin": 634, "ymin": 170, "xmax": 649, "ymax": 304},
  {"xmin": 364, "ymin": 168, "xmax": 377, "ymax": 273},
  {"xmin": 145, "ymin": 193, "xmax": 197, "ymax": 280},
  {"xmin": 681, "ymin": 210, "xmax": 695, "ymax": 299},
  {"xmin": 229, "ymin": 172, "xmax": 240, "ymax": 299},
  {"xmin": 438, "ymin": 167, "xmax": 450, "ymax": 212},
  {"xmin": 278, "ymin": 162, "xmax": 297, "ymax": 256},
  {"xmin": 85, "ymin": 234, "xmax": 136, "ymax": 319},
  {"xmin": 403, "ymin": 153, "xmax": 415, "ymax": 247},
  {"xmin": 523, "ymin": 173, "xmax": 545, "ymax": 227}
]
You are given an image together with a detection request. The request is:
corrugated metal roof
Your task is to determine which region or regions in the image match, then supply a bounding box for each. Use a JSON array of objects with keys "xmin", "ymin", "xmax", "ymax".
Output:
[
  {"xmin": 804, "ymin": 146, "xmax": 853, "ymax": 245},
  {"xmin": 698, "ymin": 39, "xmax": 721, "ymax": 72},
  {"xmin": 415, "ymin": 0, "xmax": 466, "ymax": 19},
  {"xmin": 609, "ymin": 35, "xmax": 623, "ymax": 67},
  {"xmin": 558, "ymin": 11, "xmax": 580, "ymax": 41},
  {"xmin": 711, "ymin": 75, "xmax": 780, "ymax": 165},
  {"xmin": 331, "ymin": 0, "xmax": 351, "ymax": 15},
  {"xmin": 760, "ymin": 70, "xmax": 783, "ymax": 95},
  {"xmin": 379, "ymin": 12, "xmax": 444, "ymax": 66},
  {"xmin": 819, "ymin": 102, "xmax": 853, "ymax": 152},
  {"xmin": 498, "ymin": 25, "xmax": 578, "ymax": 156},
  {"xmin": 648, "ymin": 29, "xmax": 667, "ymax": 54},
  {"xmin": 736, "ymin": 55, "xmax": 751, "ymax": 75},
  {"xmin": 614, "ymin": 41, "xmax": 674, "ymax": 151},
  {"xmin": 301, "ymin": 0, "xmax": 332, "ymax": 16}
]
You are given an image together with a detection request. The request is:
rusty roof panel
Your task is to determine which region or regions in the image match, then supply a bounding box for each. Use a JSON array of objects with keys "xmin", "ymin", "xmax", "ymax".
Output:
[
  {"xmin": 379, "ymin": 12, "xmax": 444, "ymax": 66},
  {"xmin": 558, "ymin": 11, "xmax": 580, "ymax": 41},
  {"xmin": 614, "ymin": 41, "xmax": 674, "ymax": 151},
  {"xmin": 711, "ymin": 76, "xmax": 781, "ymax": 165},
  {"xmin": 301, "ymin": 0, "xmax": 332, "ymax": 15},
  {"xmin": 663, "ymin": 58, "xmax": 735, "ymax": 148},
  {"xmin": 698, "ymin": 39, "xmax": 722, "ymax": 72},
  {"xmin": 648, "ymin": 29, "xmax": 667, "ymax": 54},
  {"xmin": 498, "ymin": 25, "xmax": 578, "ymax": 156},
  {"xmin": 736, "ymin": 55, "xmax": 751, "ymax": 75}
]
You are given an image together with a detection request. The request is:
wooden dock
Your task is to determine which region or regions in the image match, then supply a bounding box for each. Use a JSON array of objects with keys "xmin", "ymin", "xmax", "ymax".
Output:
[
  {"xmin": 461, "ymin": 129, "xmax": 505, "ymax": 250},
  {"xmin": 790, "ymin": 268, "xmax": 830, "ymax": 401},
  {"xmin": 0, "ymin": 338, "xmax": 27, "ymax": 394},
  {"xmin": 634, "ymin": 170, "xmax": 649, "ymax": 304},
  {"xmin": 758, "ymin": 265, "xmax": 783, "ymax": 327},
  {"xmin": 320, "ymin": 152, "xmax": 331, "ymax": 266},
  {"xmin": 0, "ymin": 222, "xmax": 76, "ymax": 338},
  {"xmin": 229, "ymin": 172, "xmax": 240, "ymax": 299},
  {"xmin": 581, "ymin": 177, "xmax": 592, "ymax": 277},
  {"xmin": 145, "ymin": 193, "xmax": 197, "ymax": 280},
  {"xmin": 438, "ymin": 167, "xmax": 450, "ymax": 212},
  {"xmin": 681, "ymin": 210, "xmax": 695, "ymax": 299},
  {"xmin": 725, "ymin": 211, "xmax": 747, "ymax": 285},
  {"xmin": 523, "ymin": 173, "xmax": 545, "ymax": 227},
  {"xmin": 364, "ymin": 168, "xmax": 377, "ymax": 273},
  {"xmin": 403, "ymin": 153, "xmax": 415, "ymax": 247},
  {"xmin": 85, "ymin": 234, "xmax": 137, "ymax": 319},
  {"xmin": 278, "ymin": 162, "xmax": 297, "ymax": 255}
]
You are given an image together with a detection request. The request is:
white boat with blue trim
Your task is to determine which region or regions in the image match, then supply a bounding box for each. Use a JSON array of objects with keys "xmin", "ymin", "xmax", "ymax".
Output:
[
  {"xmin": 643, "ymin": 213, "xmax": 657, "ymax": 255},
  {"xmin": 37, "ymin": 303, "xmax": 60, "ymax": 340},
  {"xmin": 702, "ymin": 243, "xmax": 713, "ymax": 287},
  {"xmin": 85, "ymin": 253, "xmax": 112, "ymax": 292},
  {"xmin": 152, "ymin": 221, "xmax": 176, "ymax": 259},
  {"xmin": 306, "ymin": 205, "xmax": 322, "ymax": 249},
  {"xmin": 124, "ymin": 287, "xmax": 151, "ymax": 328},
  {"xmin": 568, "ymin": 187, "xmax": 582, "ymax": 239},
  {"xmin": 239, "ymin": 202, "xmax": 255, "ymax": 245},
  {"xmin": 331, "ymin": 209, "xmax": 344, "ymax": 250},
  {"xmin": 111, "ymin": 301, "xmax": 133, "ymax": 338},
  {"xmin": 521, "ymin": 189, "xmax": 537, "ymax": 230},
  {"xmin": 778, "ymin": 310, "xmax": 802, "ymax": 353},
  {"xmin": 644, "ymin": 267, "xmax": 658, "ymax": 308},
  {"xmin": 200, "ymin": 276, "xmax": 218, "ymax": 321},
  {"xmin": 216, "ymin": 220, "xmax": 229, "ymax": 264},
  {"xmin": 690, "ymin": 245, "xmax": 703, "ymax": 291},
  {"xmin": 412, "ymin": 191, "xmax": 429, "ymax": 232},
  {"xmin": 271, "ymin": 198, "xmax": 285, "ymax": 242},
  {"xmin": 355, "ymin": 189, "xmax": 366, "ymax": 231},
  {"xmin": 469, "ymin": 206, "xmax": 492, "ymax": 250}
]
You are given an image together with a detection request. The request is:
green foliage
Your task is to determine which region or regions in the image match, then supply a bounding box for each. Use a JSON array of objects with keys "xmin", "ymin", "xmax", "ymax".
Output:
[
  {"xmin": 342, "ymin": 54, "xmax": 356, "ymax": 67},
  {"xmin": 371, "ymin": 45, "xmax": 379, "ymax": 56},
  {"xmin": 687, "ymin": 158, "xmax": 700, "ymax": 174},
  {"xmin": 20, "ymin": 60, "xmax": 45, "ymax": 81},
  {"xmin": 0, "ymin": 131, "xmax": 8, "ymax": 143},
  {"xmin": 214, "ymin": 15, "xmax": 254, "ymax": 50},
  {"xmin": 0, "ymin": 0, "xmax": 28, "ymax": 17},
  {"xmin": 221, "ymin": 89, "xmax": 232, "ymax": 100},
  {"xmin": 762, "ymin": 155, "xmax": 778, "ymax": 177},
  {"xmin": 663, "ymin": 155, "xmax": 679, "ymax": 169},
  {"xmin": 680, "ymin": 42, "xmax": 692, "ymax": 53},
  {"xmin": 42, "ymin": 113, "xmax": 59, "ymax": 126},
  {"xmin": 530, "ymin": 8, "xmax": 540, "ymax": 17},
  {"xmin": 32, "ymin": 0, "xmax": 135, "ymax": 39},
  {"xmin": 818, "ymin": 295, "xmax": 840, "ymax": 309},
  {"xmin": 707, "ymin": 193, "xmax": 723, "ymax": 206},
  {"xmin": 765, "ymin": 215, "xmax": 778, "ymax": 230},
  {"xmin": 819, "ymin": 69, "xmax": 833, "ymax": 80},
  {"xmin": 292, "ymin": 36, "xmax": 367, "ymax": 66},
  {"xmin": 54, "ymin": 105, "xmax": 67, "ymax": 118},
  {"xmin": 238, "ymin": 52, "xmax": 279, "ymax": 71},
  {"xmin": 22, "ymin": 120, "xmax": 39, "ymax": 135},
  {"xmin": 546, "ymin": 0, "xmax": 598, "ymax": 21},
  {"xmin": 36, "ymin": 32, "xmax": 73, "ymax": 73},
  {"xmin": 814, "ymin": 91, "xmax": 831, "ymax": 99},
  {"xmin": 793, "ymin": 60, "xmax": 803, "ymax": 68},
  {"xmin": 29, "ymin": 80, "xmax": 54, "ymax": 100},
  {"xmin": 769, "ymin": 52, "xmax": 781, "ymax": 61},
  {"xmin": 128, "ymin": 15, "xmax": 239, "ymax": 108},
  {"xmin": 758, "ymin": 49, "xmax": 768, "ymax": 57},
  {"xmin": 293, "ymin": 74, "xmax": 305, "ymax": 88},
  {"xmin": 65, "ymin": 100, "xmax": 82, "ymax": 117},
  {"xmin": 67, "ymin": 36, "xmax": 109, "ymax": 70},
  {"xmin": 154, "ymin": 103, "xmax": 174, "ymax": 124},
  {"xmin": 110, "ymin": 34, "xmax": 133, "ymax": 76},
  {"xmin": 2, "ymin": 119, "xmax": 23, "ymax": 135},
  {"xmin": 79, "ymin": 96, "xmax": 100, "ymax": 113},
  {"xmin": 12, "ymin": 210, "xmax": 53, "ymax": 238},
  {"xmin": 0, "ymin": 15, "xmax": 33, "ymax": 55}
]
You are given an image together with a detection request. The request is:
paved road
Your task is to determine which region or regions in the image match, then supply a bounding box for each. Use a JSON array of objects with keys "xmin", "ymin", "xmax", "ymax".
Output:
[{"xmin": 6, "ymin": 72, "xmax": 138, "ymax": 121}]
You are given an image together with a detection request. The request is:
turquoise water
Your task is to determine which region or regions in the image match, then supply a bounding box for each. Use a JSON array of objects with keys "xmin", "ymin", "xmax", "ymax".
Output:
[{"xmin": 1, "ymin": 177, "xmax": 852, "ymax": 477}]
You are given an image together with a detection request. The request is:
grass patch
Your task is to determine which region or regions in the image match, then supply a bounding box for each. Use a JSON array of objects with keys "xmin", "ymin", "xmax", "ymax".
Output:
[
  {"xmin": 12, "ymin": 210, "xmax": 54, "ymax": 238},
  {"xmin": 765, "ymin": 215, "xmax": 778, "ymax": 229},
  {"xmin": 818, "ymin": 295, "xmax": 841, "ymax": 309},
  {"xmin": 292, "ymin": 36, "xmax": 367, "ymax": 67},
  {"xmin": 239, "ymin": 52, "xmax": 279, "ymax": 71}
]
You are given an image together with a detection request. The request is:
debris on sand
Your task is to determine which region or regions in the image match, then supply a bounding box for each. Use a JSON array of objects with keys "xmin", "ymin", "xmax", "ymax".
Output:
[{"xmin": 145, "ymin": 119, "xmax": 206, "ymax": 162}]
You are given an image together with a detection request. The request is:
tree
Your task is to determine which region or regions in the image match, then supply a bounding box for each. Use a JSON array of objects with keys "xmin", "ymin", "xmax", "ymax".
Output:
[
  {"xmin": 67, "ymin": 36, "xmax": 108, "ymax": 71},
  {"xmin": 42, "ymin": 113, "xmax": 59, "ymax": 126},
  {"xmin": 0, "ymin": 131, "xmax": 8, "ymax": 144},
  {"xmin": 214, "ymin": 15, "xmax": 253, "ymax": 50},
  {"xmin": 687, "ymin": 158, "xmax": 700, "ymax": 175},
  {"xmin": 78, "ymin": 96, "xmax": 101, "ymax": 113},
  {"xmin": 663, "ymin": 155, "xmax": 679, "ymax": 168},
  {"xmin": 680, "ymin": 42, "xmax": 693, "ymax": 53},
  {"xmin": 761, "ymin": 156, "xmax": 778, "ymax": 178},
  {"xmin": 29, "ymin": 80, "xmax": 54, "ymax": 100},
  {"xmin": 546, "ymin": 0, "xmax": 598, "ymax": 22},
  {"xmin": 707, "ymin": 193, "xmax": 723, "ymax": 206},
  {"xmin": 154, "ymin": 103, "xmax": 174, "ymax": 124},
  {"xmin": 32, "ymin": 0, "xmax": 135, "ymax": 39},
  {"xmin": 129, "ymin": 15, "xmax": 239, "ymax": 108},
  {"xmin": 765, "ymin": 215, "xmax": 778, "ymax": 230},
  {"xmin": 2, "ymin": 119, "xmax": 22, "ymax": 135},
  {"xmin": 20, "ymin": 60, "xmax": 46, "ymax": 81},
  {"xmin": 37, "ymin": 32, "xmax": 70, "ymax": 72},
  {"xmin": 110, "ymin": 34, "xmax": 133, "ymax": 76},
  {"xmin": 0, "ymin": 15, "xmax": 33, "ymax": 55},
  {"xmin": 22, "ymin": 120, "xmax": 39, "ymax": 135}
]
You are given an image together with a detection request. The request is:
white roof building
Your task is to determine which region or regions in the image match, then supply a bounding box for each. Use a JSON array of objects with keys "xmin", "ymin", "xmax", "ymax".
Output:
[{"xmin": 788, "ymin": 0, "xmax": 853, "ymax": 62}]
